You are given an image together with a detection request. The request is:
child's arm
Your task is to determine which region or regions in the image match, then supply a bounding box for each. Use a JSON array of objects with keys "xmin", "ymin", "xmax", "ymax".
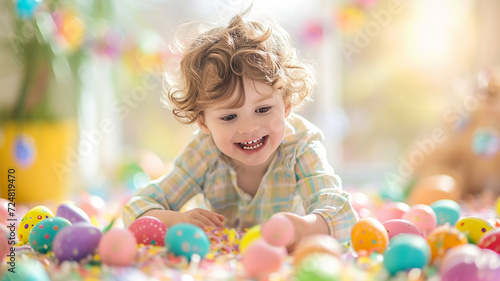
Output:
[{"xmin": 141, "ymin": 208, "xmax": 225, "ymax": 229}]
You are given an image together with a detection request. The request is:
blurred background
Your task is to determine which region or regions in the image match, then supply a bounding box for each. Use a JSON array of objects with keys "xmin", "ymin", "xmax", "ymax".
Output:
[{"xmin": 1, "ymin": 0, "xmax": 499, "ymax": 205}]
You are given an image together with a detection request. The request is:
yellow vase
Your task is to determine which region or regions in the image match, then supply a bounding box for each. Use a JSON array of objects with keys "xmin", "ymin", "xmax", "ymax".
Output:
[{"xmin": 0, "ymin": 120, "xmax": 77, "ymax": 204}]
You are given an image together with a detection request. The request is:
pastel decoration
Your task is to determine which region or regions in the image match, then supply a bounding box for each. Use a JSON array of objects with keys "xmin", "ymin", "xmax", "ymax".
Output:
[
  {"xmin": 164, "ymin": 223, "xmax": 210, "ymax": 261},
  {"xmin": 29, "ymin": 217, "xmax": 71, "ymax": 253},
  {"xmin": 295, "ymin": 253, "xmax": 341, "ymax": 281},
  {"xmin": 56, "ymin": 203, "xmax": 91, "ymax": 224},
  {"xmin": 430, "ymin": 199, "xmax": 461, "ymax": 226},
  {"xmin": 241, "ymin": 238, "xmax": 286, "ymax": 279},
  {"xmin": 440, "ymin": 244, "xmax": 500, "ymax": 281},
  {"xmin": 240, "ymin": 224, "xmax": 262, "ymax": 254},
  {"xmin": 261, "ymin": 214, "xmax": 294, "ymax": 247},
  {"xmin": 383, "ymin": 234, "xmax": 431, "ymax": 275},
  {"xmin": 455, "ymin": 217, "xmax": 493, "ymax": 244},
  {"xmin": 376, "ymin": 201, "xmax": 410, "ymax": 223},
  {"xmin": 13, "ymin": 134, "xmax": 36, "ymax": 168},
  {"xmin": 293, "ymin": 234, "xmax": 341, "ymax": 267},
  {"xmin": 128, "ymin": 216, "xmax": 167, "ymax": 246},
  {"xmin": 15, "ymin": 0, "xmax": 43, "ymax": 19},
  {"xmin": 478, "ymin": 227, "xmax": 500, "ymax": 254},
  {"xmin": 426, "ymin": 225, "xmax": 468, "ymax": 265},
  {"xmin": 98, "ymin": 228, "xmax": 138, "ymax": 266},
  {"xmin": 18, "ymin": 205, "xmax": 54, "ymax": 243},
  {"xmin": 402, "ymin": 204, "xmax": 437, "ymax": 236},
  {"xmin": 53, "ymin": 222, "xmax": 102, "ymax": 262},
  {"xmin": 382, "ymin": 219, "xmax": 421, "ymax": 239},
  {"xmin": 78, "ymin": 193, "xmax": 105, "ymax": 218},
  {"xmin": 351, "ymin": 217, "xmax": 389, "ymax": 254},
  {"xmin": 472, "ymin": 127, "xmax": 499, "ymax": 157}
]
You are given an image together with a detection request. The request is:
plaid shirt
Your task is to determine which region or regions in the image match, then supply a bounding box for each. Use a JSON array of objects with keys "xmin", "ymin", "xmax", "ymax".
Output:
[{"xmin": 122, "ymin": 113, "xmax": 358, "ymax": 243}]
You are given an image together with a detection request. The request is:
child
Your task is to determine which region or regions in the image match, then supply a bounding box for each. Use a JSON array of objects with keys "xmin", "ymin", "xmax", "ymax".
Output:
[{"xmin": 122, "ymin": 11, "xmax": 358, "ymax": 248}]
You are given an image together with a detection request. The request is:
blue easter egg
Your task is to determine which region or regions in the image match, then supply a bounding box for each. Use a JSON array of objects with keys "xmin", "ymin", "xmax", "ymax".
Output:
[
  {"xmin": 165, "ymin": 223, "xmax": 210, "ymax": 261},
  {"xmin": 29, "ymin": 217, "xmax": 71, "ymax": 254},
  {"xmin": 383, "ymin": 234, "xmax": 430, "ymax": 275},
  {"xmin": 430, "ymin": 199, "xmax": 461, "ymax": 226}
]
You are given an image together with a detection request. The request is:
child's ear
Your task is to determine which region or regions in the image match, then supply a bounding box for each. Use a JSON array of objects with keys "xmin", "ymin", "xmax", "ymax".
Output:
[
  {"xmin": 284, "ymin": 102, "xmax": 292, "ymax": 118},
  {"xmin": 197, "ymin": 115, "xmax": 211, "ymax": 134}
]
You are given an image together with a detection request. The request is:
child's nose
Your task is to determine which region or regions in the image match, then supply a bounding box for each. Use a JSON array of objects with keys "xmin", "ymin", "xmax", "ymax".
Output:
[{"xmin": 238, "ymin": 120, "xmax": 259, "ymax": 134}]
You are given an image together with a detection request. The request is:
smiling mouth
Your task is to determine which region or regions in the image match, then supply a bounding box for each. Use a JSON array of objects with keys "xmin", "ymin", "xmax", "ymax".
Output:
[{"xmin": 237, "ymin": 136, "xmax": 268, "ymax": 150}]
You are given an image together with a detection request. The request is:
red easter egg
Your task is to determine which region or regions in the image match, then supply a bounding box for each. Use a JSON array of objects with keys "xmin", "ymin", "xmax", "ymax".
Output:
[
  {"xmin": 128, "ymin": 216, "xmax": 167, "ymax": 246},
  {"xmin": 478, "ymin": 227, "xmax": 500, "ymax": 254}
]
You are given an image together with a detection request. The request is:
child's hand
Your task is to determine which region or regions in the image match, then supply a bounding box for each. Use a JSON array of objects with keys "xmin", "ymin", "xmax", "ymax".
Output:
[
  {"xmin": 275, "ymin": 212, "xmax": 309, "ymax": 253},
  {"xmin": 179, "ymin": 208, "xmax": 225, "ymax": 228}
]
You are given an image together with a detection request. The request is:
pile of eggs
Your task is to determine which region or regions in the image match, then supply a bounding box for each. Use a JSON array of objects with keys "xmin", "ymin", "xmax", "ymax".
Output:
[{"xmin": 350, "ymin": 198, "xmax": 500, "ymax": 280}]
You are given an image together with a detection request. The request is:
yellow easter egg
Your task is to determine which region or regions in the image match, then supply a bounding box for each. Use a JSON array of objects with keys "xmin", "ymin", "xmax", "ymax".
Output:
[
  {"xmin": 455, "ymin": 217, "xmax": 493, "ymax": 244},
  {"xmin": 240, "ymin": 224, "xmax": 261, "ymax": 254},
  {"xmin": 351, "ymin": 217, "xmax": 389, "ymax": 254},
  {"xmin": 426, "ymin": 225, "xmax": 468, "ymax": 264},
  {"xmin": 496, "ymin": 197, "xmax": 500, "ymax": 217},
  {"xmin": 18, "ymin": 206, "xmax": 54, "ymax": 243}
]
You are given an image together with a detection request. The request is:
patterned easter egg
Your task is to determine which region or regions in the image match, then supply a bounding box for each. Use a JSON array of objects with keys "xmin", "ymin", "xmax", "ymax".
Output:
[
  {"xmin": 351, "ymin": 217, "xmax": 389, "ymax": 254},
  {"xmin": 402, "ymin": 204, "xmax": 437, "ymax": 235},
  {"xmin": 98, "ymin": 228, "xmax": 138, "ymax": 266},
  {"xmin": 18, "ymin": 206, "xmax": 54, "ymax": 243},
  {"xmin": 165, "ymin": 223, "xmax": 210, "ymax": 261},
  {"xmin": 478, "ymin": 227, "xmax": 500, "ymax": 254},
  {"xmin": 29, "ymin": 217, "xmax": 71, "ymax": 253},
  {"xmin": 53, "ymin": 222, "xmax": 102, "ymax": 262},
  {"xmin": 426, "ymin": 225, "xmax": 468, "ymax": 264},
  {"xmin": 56, "ymin": 203, "xmax": 91, "ymax": 224},
  {"xmin": 128, "ymin": 216, "xmax": 167, "ymax": 246},
  {"xmin": 455, "ymin": 217, "xmax": 493, "ymax": 244},
  {"xmin": 430, "ymin": 199, "xmax": 461, "ymax": 226}
]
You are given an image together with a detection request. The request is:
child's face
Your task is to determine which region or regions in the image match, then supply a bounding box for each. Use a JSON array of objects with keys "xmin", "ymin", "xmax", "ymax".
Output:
[{"xmin": 198, "ymin": 77, "xmax": 292, "ymax": 167}]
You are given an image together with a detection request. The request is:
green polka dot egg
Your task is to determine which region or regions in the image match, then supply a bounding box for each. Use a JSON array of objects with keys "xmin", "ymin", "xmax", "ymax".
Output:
[
  {"xmin": 18, "ymin": 206, "xmax": 54, "ymax": 243},
  {"xmin": 29, "ymin": 217, "xmax": 71, "ymax": 253}
]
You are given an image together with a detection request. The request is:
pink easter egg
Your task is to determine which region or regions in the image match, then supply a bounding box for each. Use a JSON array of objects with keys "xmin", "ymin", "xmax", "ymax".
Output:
[
  {"xmin": 383, "ymin": 219, "xmax": 421, "ymax": 239},
  {"xmin": 128, "ymin": 216, "xmax": 167, "ymax": 246},
  {"xmin": 478, "ymin": 227, "xmax": 500, "ymax": 254},
  {"xmin": 402, "ymin": 204, "xmax": 437, "ymax": 236},
  {"xmin": 241, "ymin": 238, "xmax": 286, "ymax": 279},
  {"xmin": 98, "ymin": 228, "xmax": 138, "ymax": 266},
  {"xmin": 261, "ymin": 214, "xmax": 294, "ymax": 247},
  {"xmin": 0, "ymin": 198, "xmax": 9, "ymax": 225},
  {"xmin": 0, "ymin": 224, "xmax": 9, "ymax": 258},
  {"xmin": 377, "ymin": 201, "xmax": 410, "ymax": 223}
]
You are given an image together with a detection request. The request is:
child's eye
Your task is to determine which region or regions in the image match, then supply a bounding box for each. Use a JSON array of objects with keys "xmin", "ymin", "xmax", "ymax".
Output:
[
  {"xmin": 220, "ymin": 114, "xmax": 237, "ymax": 121},
  {"xmin": 256, "ymin": 106, "xmax": 271, "ymax": 113}
]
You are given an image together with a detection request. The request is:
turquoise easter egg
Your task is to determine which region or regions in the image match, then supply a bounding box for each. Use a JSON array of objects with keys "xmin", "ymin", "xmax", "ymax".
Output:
[
  {"xmin": 165, "ymin": 223, "xmax": 210, "ymax": 261},
  {"xmin": 29, "ymin": 217, "xmax": 71, "ymax": 253},
  {"xmin": 430, "ymin": 199, "xmax": 461, "ymax": 226},
  {"xmin": 383, "ymin": 234, "xmax": 431, "ymax": 275}
]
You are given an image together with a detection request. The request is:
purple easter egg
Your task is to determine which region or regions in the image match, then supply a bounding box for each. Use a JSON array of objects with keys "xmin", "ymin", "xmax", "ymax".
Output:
[
  {"xmin": 56, "ymin": 203, "xmax": 91, "ymax": 224},
  {"xmin": 52, "ymin": 222, "xmax": 102, "ymax": 262}
]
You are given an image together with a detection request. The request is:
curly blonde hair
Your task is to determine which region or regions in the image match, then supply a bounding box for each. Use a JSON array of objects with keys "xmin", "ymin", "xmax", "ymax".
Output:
[{"xmin": 164, "ymin": 11, "xmax": 316, "ymax": 124}]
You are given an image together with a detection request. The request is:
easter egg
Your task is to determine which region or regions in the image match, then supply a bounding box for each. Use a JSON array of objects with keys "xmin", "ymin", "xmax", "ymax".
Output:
[
  {"xmin": 402, "ymin": 204, "xmax": 437, "ymax": 235},
  {"xmin": 261, "ymin": 214, "xmax": 294, "ymax": 247},
  {"xmin": 293, "ymin": 234, "xmax": 341, "ymax": 267},
  {"xmin": 455, "ymin": 217, "xmax": 493, "ymax": 244},
  {"xmin": 165, "ymin": 223, "xmax": 210, "ymax": 261},
  {"xmin": 240, "ymin": 224, "xmax": 262, "ymax": 254},
  {"xmin": 376, "ymin": 201, "xmax": 410, "ymax": 223},
  {"xmin": 128, "ymin": 216, "xmax": 167, "ymax": 246},
  {"xmin": 98, "ymin": 228, "xmax": 138, "ymax": 266},
  {"xmin": 295, "ymin": 253, "xmax": 341, "ymax": 281},
  {"xmin": 2, "ymin": 259, "xmax": 50, "ymax": 281},
  {"xmin": 18, "ymin": 206, "xmax": 54, "ymax": 243},
  {"xmin": 53, "ymin": 222, "xmax": 102, "ymax": 262},
  {"xmin": 241, "ymin": 238, "xmax": 286, "ymax": 279},
  {"xmin": 426, "ymin": 225, "xmax": 468, "ymax": 265},
  {"xmin": 383, "ymin": 234, "xmax": 431, "ymax": 275},
  {"xmin": 478, "ymin": 227, "xmax": 500, "ymax": 254},
  {"xmin": 0, "ymin": 224, "xmax": 9, "ymax": 258},
  {"xmin": 78, "ymin": 193, "xmax": 105, "ymax": 218},
  {"xmin": 408, "ymin": 174, "xmax": 460, "ymax": 205},
  {"xmin": 382, "ymin": 219, "xmax": 421, "ymax": 239},
  {"xmin": 440, "ymin": 244, "xmax": 500, "ymax": 281},
  {"xmin": 0, "ymin": 198, "xmax": 9, "ymax": 225},
  {"xmin": 56, "ymin": 203, "xmax": 91, "ymax": 224},
  {"xmin": 29, "ymin": 217, "xmax": 71, "ymax": 253},
  {"xmin": 430, "ymin": 199, "xmax": 461, "ymax": 226},
  {"xmin": 351, "ymin": 217, "xmax": 389, "ymax": 254}
]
